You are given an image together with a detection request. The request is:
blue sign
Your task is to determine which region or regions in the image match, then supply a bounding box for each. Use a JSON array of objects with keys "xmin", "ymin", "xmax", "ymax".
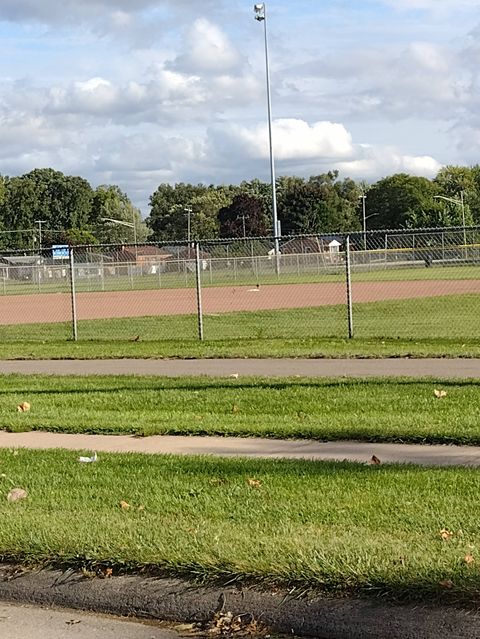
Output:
[{"xmin": 52, "ymin": 245, "xmax": 69, "ymax": 259}]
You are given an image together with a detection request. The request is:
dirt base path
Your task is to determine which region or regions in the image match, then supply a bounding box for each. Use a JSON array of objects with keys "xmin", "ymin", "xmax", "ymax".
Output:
[
  {"xmin": 0, "ymin": 357, "xmax": 479, "ymax": 377},
  {"xmin": 2, "ymin": 278, "xmax": 479, "ymax": 324}
]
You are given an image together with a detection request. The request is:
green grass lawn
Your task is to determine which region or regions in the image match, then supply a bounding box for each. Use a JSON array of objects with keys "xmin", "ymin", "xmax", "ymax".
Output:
[
  {"xmin": 1, "ymin": 449, "xmax": 480, "ymax": 604},
  {"xmin": 0, "ymin": 293, "xmax": 478, "ymax": 359},
  {"xmin": 2, "ymin": 375, "xmax": 480, "ymax": 445}
]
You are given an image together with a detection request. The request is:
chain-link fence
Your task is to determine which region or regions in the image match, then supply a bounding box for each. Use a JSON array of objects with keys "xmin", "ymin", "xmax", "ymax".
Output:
[{"xmin": 0, "ymin": 226, "xmax": 478, "ymax": 343}]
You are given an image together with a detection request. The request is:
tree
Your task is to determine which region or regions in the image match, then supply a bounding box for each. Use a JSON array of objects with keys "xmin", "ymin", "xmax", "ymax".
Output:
[
  {"xmin": 147, "ymin": 183, "xmax": 209, "ymax": 241},
  {"xmin": 218, "ymin": 194, "xmax": 268, "ymax": 238},
  {"xmin": 365, "ymin": 174, "xmax": 438, "ymax": 230},
  {"xmin": 277, "ymin": 173, "xmax": 359, "ymax": 235}
]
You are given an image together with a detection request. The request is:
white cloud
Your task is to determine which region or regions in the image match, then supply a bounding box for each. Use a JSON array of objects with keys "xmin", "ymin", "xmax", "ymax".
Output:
[
  {"xmin": 171, "ymin": 18, "xmax": 243, "ymax": 74},
  {"xmin": 212, "ymin": 119, "xmax": 354, "ymax": 162}
]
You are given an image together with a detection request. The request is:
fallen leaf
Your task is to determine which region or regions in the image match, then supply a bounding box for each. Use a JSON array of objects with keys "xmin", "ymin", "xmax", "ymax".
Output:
[
  {"xmin": 434, "ymin": 389, "xmax": 447, "ymax": 399},
  {"xmin": 119, "ymin": 500, "xmax": 131, "ymax": 510},
  {"xmin": 370, "ymin": 455, "xmax": 381, "ymax": 465},
  {"xmin": 464, "ymin": 554, "xmax": 475, "ymax": 566},
  {"xmin": 7, "ymin": 488, "xmax": 27, "ymax": 503},
  {"xmin": 16, "ymin": 402, "xmax": 30, "ymax": 412},
  {"xmin": 247, "ymin": 478, "xmax": 262, "ymax": 488},
  {"xmin": 104, "ymin": 568, "xmax": 113, "ymax": 578},
  {"xmin": 439, "ymin": 528, "xmax": 454, "ymax": 541},
  {"xmin": 438, "ymin": 579, "xmax": 454, "ymax": 589},
  {"xmin": 232, "ymin": 403, "xmax": 240, "ymax": 413},
  {"xmin": 137, "ymin": 504, "xmax": 145, "ymax": 512}
]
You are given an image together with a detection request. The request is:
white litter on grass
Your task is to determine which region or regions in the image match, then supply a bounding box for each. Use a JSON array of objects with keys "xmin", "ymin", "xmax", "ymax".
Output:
[
  {"xmin": 229, "ymin": 373, "xmax": 239, "ymax": 379},
  {"xmin": 79, "ymin": 452, "xmax": 97, "ymax": 463}
]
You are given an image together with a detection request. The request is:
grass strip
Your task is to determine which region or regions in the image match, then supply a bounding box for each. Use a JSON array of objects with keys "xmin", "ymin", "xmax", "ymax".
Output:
[
  {"xmin": 0, "ymin": 337, "xmax": 479, "ymax": 360},
  {"xmin": 1, "ymin": 449, "xmax": 480, "ymax": 604},
  {"xmin": 1, "ymin": 375, "xmax": 480, "ymax": 445}
]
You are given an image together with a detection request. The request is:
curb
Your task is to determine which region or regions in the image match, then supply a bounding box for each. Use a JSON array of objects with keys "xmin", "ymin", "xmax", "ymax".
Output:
[{"xmin": 0, "ymin": 567, "xmax": 479, "ymax": 639}]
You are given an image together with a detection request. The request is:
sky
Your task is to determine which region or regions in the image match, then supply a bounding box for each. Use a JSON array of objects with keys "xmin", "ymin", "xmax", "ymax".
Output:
[{"xmin": 0, "ymin": 0, "xmax": 479, "ymax": 214}]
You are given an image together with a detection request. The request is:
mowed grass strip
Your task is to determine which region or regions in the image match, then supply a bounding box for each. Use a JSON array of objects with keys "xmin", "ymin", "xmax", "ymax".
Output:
[
  {"xmin": 1, "ymin": 449, "xmax": 480, "ymax": 603},
  {"xmin": 1, "ymin": 375, "xmax": 480, "ymax": 444},
  {"xmin": 0, "ymin": 337, "xmax": 479, "ymax": 360}
]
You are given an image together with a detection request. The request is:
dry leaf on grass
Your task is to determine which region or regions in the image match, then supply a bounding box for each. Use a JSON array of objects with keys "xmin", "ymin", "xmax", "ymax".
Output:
[
  {"xmin": 464, "ymin": 554, "xmax": 475, "ymax": 566},
  {"xmin": 370, "ymin": 455, "xmax": 381, "ymax": 465},
  {"xmin": 119, "ymin": 500, "xmax": 131, "ymax": 510},
  {"xmin": 439, "ymin": 528, "xmax": 454, "ymax": 541},
  {"xmin": 434, "ymin": 389, "xmax": 447, "ymax": 399},
  {"xmin": 16, "ymin": 402, "xmax": 30, "ymax": 412},
  {"xmin": 232, "ymin": 403, "xmax": 240, "ymax": 414},
  {"xmin": 247, "ymin": 478, "xmax": 262, "ymax": 488},
  {"xmin": 438, "ymin": 579, "xmax": 454, "ymax": 589},
  {"xmin": 7, "ymin": 488, "xmax": 27, "ymax": 503}
]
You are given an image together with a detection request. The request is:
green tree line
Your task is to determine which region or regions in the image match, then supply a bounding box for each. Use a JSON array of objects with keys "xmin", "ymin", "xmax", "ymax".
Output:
[{"xmin": 1, "ymin": 165, "xmax": 480, "ymax": 250}]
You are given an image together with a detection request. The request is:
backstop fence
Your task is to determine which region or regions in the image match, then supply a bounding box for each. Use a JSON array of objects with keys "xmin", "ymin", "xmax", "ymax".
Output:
[{"xmin": 0, "ymin": 225, "xmax": 479, "ymax": 343}]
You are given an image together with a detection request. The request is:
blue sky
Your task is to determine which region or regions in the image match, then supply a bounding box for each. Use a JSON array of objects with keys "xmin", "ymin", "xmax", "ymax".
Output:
[{"xmin": 0, "ymin": 0, "xmax": 478, "ymax": 213}]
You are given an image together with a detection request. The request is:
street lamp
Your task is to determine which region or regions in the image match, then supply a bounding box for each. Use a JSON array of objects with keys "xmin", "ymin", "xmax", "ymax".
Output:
[
  {"xmin": 359, "ymin": 194, "xmax": 367, "ymax": 250},
  {"xmin": 434, "ymin": 193, "xmax": 467, "ymax": 247},
  {"xmin": 184, "ymin": 206, "xmax": 193, "ymax": 245},
  {"xmin": 101, "ymin": 216, "xmax": 137, "ymax": 246},
  {"xmin": 254, "ymin": 3, "xmax": 280, "ymax": 261},
  {"xmin": 34, "ymin": 220, "xmax": 47, "ymax": 254}
]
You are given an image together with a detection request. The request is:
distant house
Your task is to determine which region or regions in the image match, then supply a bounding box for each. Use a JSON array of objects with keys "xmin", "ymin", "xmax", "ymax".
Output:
[
  {"xmin": 164, "ymin": 246, "xmax": 211, "ymax": 272},
  {"xmin": 111, "ymin": 245, "xmax": 174, "ymax": 274},
  {"xmin": 0, "ymin": 255, "xmax": 41, "ymax": 281},
  {"xmin": 279, "ymin": 237, "xmax": 324, "ymax": 254}
]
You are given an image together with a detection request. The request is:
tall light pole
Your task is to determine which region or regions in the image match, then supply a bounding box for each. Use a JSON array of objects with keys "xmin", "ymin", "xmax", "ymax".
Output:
[
  {"xmin": 34, "ymin": 220, "xmax": 46, "ymax": 254},
  {"xmin": 254, "ymin": 3, "xmax": 279, "ymax": 261}
]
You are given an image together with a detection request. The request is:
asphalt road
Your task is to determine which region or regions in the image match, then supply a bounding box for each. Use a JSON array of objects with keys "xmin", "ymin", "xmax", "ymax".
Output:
[
  {"xmin": 0, "ymin": 357, "xmax": 479, "ymax": 377},
  {"xmin": 0, "ymin": 602, "xmax": 180, "ymax": 639}
]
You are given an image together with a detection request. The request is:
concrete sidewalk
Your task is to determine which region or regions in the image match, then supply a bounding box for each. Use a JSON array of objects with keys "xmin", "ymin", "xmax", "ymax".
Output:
[
  {"xmin": 1, "ymin": 357, "xmax": 480, "ymax": 377},
  {"xmin": 0, "ymin": 602, "xmax": 176, "ymax": 639},
  {"xmin": 2, "ymin": 431, "xmax": 480, "ymax": 467}
]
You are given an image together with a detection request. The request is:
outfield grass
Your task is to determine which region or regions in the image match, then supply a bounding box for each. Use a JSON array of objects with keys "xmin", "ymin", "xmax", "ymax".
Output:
[
  {"xmin": 2, "ymin": 375, "xmax": 480, "ymax": 444},
  {"xmin": 0, "ymin": 292, "xmax": 478, "ymax": 364},
  {"xmin": 1, "ymin": 449, "xmax": 480, "ymax": 603},
  {"xmin": 1, "ymin": 263, "xmax": 479, "ymax": 297}
]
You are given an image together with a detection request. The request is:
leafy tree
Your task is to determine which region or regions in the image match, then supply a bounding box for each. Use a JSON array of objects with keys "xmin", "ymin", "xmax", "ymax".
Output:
[
  {"xmin": 218, "ymin": 194, "xmax": 268, "ymax": 238},
  {"xmin": 365, "ymin": 174, "xmax": 438, "ymax": 230},
  {"xmin": 147, "ymin": 183, "xmax": 209, "ymax": 241}
]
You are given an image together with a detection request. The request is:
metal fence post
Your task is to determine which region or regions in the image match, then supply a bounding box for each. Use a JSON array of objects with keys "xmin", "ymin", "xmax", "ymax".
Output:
[
  {"xmin": 345, "ymin": 235, "xmax": 354, "ymax": 339},
  {"xmin": 195, "ymin": 241, "xmax": 204, "ymax": 341},
  {"xmin": 68, "ymin": 246, "xmax": 78, "ymax": 342}
]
